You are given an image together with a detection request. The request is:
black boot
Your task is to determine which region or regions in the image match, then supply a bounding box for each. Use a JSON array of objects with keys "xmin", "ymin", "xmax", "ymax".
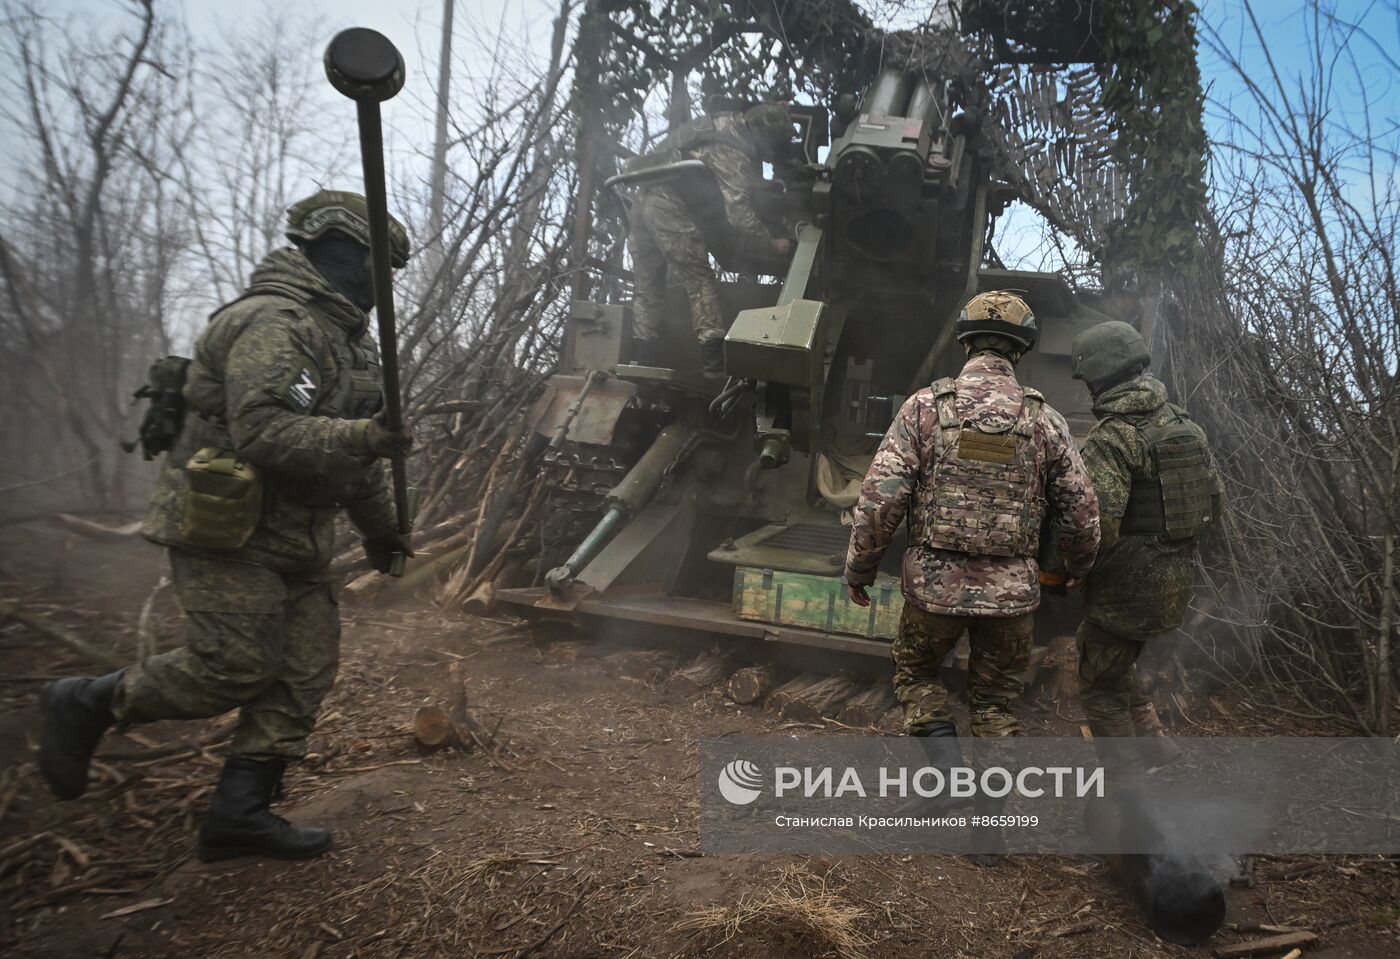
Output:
[
  {"xmin": 634, "ymin": 338, "xmax": 667, "ymax": 368},
  {"xmin": 39, "ymin": 670, "xmax": 124, "ymax": 800},
  {"xmin": 901, "ymin": 722, "xmax": 977, "ymax": 818},
  {"xmin": 700, "ymin": 339, "xmax": 725, "ymax": 379},
  {"xmin": 969, "ymin": 790, "xmax": 1008, "ymax": 867},
  {"xmin": 198, "ymin": 757, "xmax": 332, "ymax": 863}
]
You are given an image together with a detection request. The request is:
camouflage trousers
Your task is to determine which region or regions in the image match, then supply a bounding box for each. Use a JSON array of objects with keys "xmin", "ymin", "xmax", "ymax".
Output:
[
  {"xmin": 891, "ymin": 603, "xmax": 1033, "ymax": 738},
  {"xmin": 1076, "ymin": 620, "xmax": 1159, "ymax": 738},
  {"xmin": 627, "ymin": 188, "xmax": 725, "ymax": 346},
  {"xmin": 112, "ymin": 549, "xmax": 340, "ymax": 760}
]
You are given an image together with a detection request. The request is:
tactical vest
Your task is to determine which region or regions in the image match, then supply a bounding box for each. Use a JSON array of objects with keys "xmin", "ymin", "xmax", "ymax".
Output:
[
  {"xmin": 188, "ymin": 289, "xmax": 383, "ymax": 508},
  {"xmin": 914, "ymin": 380, "xmax": 1047, "ymax": 558},
  {"xmin": 1118, "ymin": 405, "xmax": 1219, "ymax": 541}
]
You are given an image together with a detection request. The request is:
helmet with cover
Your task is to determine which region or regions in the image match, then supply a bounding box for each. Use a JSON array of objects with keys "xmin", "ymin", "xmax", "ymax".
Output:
[
  {"xmin": 285, "ymin": 189, "xmax": 411, "ymax": 268},
  {"xmin": 955, "ymin": 290, "xmax": 1038, "ymax": 361},
  {"xmin": 1071, "ymin": 320, "xmax": 1152, "ymax": 393},
  {"xmin": 743, "ymin": 102, "xmax": 794, "ymax": 160}
]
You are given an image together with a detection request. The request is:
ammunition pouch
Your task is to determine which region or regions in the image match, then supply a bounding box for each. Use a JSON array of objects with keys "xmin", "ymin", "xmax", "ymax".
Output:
[
  {"xmin": 123, "ymin": 356, "xmax": 191, "ymax": 460},
  {"xmin": 180, "ymin": 448, "xmax": 262, "ymax": 550},
  {"xmin": 1119, "ymin": 409, "xmax": 1219, "ymax": 541}
]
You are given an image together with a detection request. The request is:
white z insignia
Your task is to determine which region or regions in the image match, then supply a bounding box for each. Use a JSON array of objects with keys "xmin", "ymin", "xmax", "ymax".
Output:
[{"xmin": 289, "ymin": 369, "xmax": 317, "ymax": 409}]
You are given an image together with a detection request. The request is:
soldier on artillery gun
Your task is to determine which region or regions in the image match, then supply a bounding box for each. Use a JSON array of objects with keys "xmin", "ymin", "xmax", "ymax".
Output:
[{"xmin": 625, "ymin": 101, "xmax": 797, "ymax": 378}]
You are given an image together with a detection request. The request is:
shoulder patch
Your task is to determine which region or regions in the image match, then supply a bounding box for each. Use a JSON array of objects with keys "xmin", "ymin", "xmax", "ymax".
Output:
[{"xmin": 287, "ymin": 367, "xmax": 319, "ymax": 411}]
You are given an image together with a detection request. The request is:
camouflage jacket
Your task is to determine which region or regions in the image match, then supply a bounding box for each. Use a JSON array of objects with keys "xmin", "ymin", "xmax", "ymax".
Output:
[
  {"xmin": 1081, "ymin": 374, "xmax": 1224, "ymax": 639},
  {"xmin": 845, "ymin": 353, "xmax": 1100, "ymax": 617},
  {"xmin": 645, "ymin": 113, "xmax": 774, "ymax": 250},
  {"xmin": 142, "ymin": 246, "xmax": 396, "ymax": 573}
]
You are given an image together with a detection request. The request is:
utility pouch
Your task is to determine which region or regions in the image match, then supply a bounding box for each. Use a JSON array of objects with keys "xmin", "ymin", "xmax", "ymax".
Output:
[
  {"xmin": 122, "ymin": 356, "xmax": 191, "ymax": 460},
  {"xmin": 180, "ymin": 448, "xmax": 262, "ymax": 550}
]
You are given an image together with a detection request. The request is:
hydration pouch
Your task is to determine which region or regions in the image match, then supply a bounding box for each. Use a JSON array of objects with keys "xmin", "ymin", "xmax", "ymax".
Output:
[{"xmin": 180, "ymin": 448, "xmax": 262, "ymax": 550}]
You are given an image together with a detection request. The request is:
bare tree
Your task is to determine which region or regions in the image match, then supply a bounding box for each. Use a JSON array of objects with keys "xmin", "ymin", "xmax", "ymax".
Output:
[{"xmin": 0, "ymin": 0, "xmax": 189, "ymax": 511}]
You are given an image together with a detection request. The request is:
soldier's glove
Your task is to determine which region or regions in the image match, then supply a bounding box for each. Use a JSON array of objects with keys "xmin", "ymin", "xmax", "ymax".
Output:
[
  {"xmin": 363, "ymin": 529, "xmax": 414, "ymax": 574},
  {"xmin": 364, "ymin": 410, "xmax": 414, "ymax": 459}
]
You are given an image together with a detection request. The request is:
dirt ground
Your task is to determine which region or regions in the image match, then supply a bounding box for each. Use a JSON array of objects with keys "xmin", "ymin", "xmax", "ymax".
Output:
[{"xmin": 1, "ymin": 531, "xmax": 1397, "ymax": 959}]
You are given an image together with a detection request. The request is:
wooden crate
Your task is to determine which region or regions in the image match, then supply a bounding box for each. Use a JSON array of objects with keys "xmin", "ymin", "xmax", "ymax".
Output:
[{"xmin": 732, "ymin": 566, "xmax": 903, "ymax": 640}]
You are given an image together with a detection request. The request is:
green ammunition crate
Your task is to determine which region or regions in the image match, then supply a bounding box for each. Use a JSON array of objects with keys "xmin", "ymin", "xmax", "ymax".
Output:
[{"xmin": 732, "ymin": 566, "xmax": 903, "ymax": 641}]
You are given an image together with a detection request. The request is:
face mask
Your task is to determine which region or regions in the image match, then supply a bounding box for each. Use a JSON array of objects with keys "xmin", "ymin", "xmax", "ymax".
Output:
[{"xmin": 305, "ymin": 232, "xmax": 375, "ymax": 311}]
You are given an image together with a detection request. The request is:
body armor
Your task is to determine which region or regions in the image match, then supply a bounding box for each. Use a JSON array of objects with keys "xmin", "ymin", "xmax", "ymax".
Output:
[
  {"xmin": 1118, "ymin": 405, "xmax": 1219, "ymax": 540},
  {"xmin": 914, "ymin": 379, "xmax": 1047, "ymax": 558}
]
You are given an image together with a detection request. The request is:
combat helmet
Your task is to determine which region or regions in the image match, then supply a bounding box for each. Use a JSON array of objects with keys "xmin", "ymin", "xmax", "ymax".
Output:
[
  {"xmin": 743, "ymin": 102, "xmax": 794, "ymax": 158},
  {"xmin": 955, "ymin": 290, "xmax": 1038, "ymax": 359},
  {"xmin": 285, "ymin": 189, "xmax": 411, "ymax": 267},
  {"xmin": 1071, "ymin": 321, "xmax": 1151, "ymax": 392}
]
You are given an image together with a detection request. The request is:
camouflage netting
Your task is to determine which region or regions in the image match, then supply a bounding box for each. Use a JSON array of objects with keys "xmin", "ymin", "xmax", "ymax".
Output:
[{"xmin": 583, "ymin": 0, "xmax": 1207, "ymax": 292}]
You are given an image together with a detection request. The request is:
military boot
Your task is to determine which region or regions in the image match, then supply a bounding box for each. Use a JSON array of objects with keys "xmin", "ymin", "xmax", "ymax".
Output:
[
  {"xmin": 635, "ymin": 338, "xmax": 668, "ymax": 368},
  {"xmin": 198, "ymin": 757, "xmax": 332, "ymax": 862},
  {"xmin": 899, "ymin": 722, "xmax": 977, "ymax": 818},
  {"xmin": 969, "ymin": 790, "xmax": 1008, "ymax": 867},
  {"xmin": 39, "ymin": 670, "xmax": 124, "ymax": 800},
  {"xmin": 700, "ymin": 340, "xmax": 725, "ymax": 379}
]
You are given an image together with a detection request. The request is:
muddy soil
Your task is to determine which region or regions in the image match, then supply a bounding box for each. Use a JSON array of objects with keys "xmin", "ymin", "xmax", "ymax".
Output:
[{"xmin": 1, "ymin": 534, "xmax": 1397, "ymax": 958}]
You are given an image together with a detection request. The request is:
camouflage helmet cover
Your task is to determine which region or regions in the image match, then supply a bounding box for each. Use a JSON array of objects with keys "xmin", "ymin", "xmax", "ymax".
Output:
[
  {"xmin": 285, "ymin": 189, "xmax": 411, "ymax": 267},
  {"xmin": 743, "ymin": 102, "xmax": 794, "ymax": 153},
  {"xmin": 955, "ymin": 290, "xmax": 1038, "ymax": 353},
  {"xmin": 1071, "ymin": 320, "xmax": 1151, "ymax": 387}
]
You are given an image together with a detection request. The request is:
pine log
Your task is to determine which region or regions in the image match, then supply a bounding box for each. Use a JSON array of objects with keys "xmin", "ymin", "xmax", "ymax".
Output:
[
  {"xmin": 768, "ymin": 674, "xmax": 862, "ymax": 724},
  {"xmin": 727, "ymin": 664, "xmax": 782, "ymax": 704},
  {"xmin": 837, "ymin": 683, "xmax": 896, "ymax": 728},
  {"xmin": 414, "ymin": 706, "xmax": 457, "ymax": 749},
  {"xmin": 671, "ymin": 650, "xmax": 735, "ymax": 691}
]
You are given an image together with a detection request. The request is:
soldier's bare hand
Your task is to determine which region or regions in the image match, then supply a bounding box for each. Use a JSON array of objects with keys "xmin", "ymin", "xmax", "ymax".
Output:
[
  {"xmin": 847, "ymin": 583, "xmax": 871, "ymax": 607},
  {"xmin": 771, "ymin": 237, "xmax": 794, "ymax": 256},
  {"xmin": 1064, "ymin": 576, "xmax": 1083, "ymax": 591}
]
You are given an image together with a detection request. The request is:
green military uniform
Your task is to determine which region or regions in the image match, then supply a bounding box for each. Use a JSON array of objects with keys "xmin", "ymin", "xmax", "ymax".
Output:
[
  {"xmin": 118, "ymin": 245, "xmax": 396, "ymax": 759},
  {"xmin": 628, "ymin": 106, "xmax": 787, "ymax": 348},
  {"xmin": 1075, "ymin": 358, "xmax": 1223, "ymax": 737}
]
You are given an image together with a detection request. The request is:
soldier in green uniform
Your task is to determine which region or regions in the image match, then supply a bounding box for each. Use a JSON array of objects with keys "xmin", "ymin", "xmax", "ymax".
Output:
[
  {"xmin": 1071, "ymin": 321, "xmax": 1224, "ymax": 739},
  {"xmin": 627, "ymin": 102, "xmax": 796, "ymax": 377},
  {"xmin": 38, "ymin": 190, "xmax": 414, "ymax": 862}
]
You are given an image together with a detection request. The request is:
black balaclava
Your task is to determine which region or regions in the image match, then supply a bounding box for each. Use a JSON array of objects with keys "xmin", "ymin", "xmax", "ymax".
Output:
[{"xmin": 303, "ymin": 230, "xmax": 374, "ymax": 312}]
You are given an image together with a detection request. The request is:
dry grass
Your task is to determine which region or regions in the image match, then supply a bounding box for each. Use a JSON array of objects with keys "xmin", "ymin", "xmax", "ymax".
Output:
[{"xmin": 674, "ymin": 865, "xmax": 873, "ymax": 959}]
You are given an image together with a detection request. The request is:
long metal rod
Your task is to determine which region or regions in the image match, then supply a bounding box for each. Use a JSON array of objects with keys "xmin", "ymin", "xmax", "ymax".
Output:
[{"xmin": 354, "ymin": 98, "xmax": 411, "ymax": 538}]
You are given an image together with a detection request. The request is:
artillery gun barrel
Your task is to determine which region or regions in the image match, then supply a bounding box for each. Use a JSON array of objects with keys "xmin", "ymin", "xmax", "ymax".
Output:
[{"xmin": 545, "ymin": 422, "xmax": 697, "ymax": 590}]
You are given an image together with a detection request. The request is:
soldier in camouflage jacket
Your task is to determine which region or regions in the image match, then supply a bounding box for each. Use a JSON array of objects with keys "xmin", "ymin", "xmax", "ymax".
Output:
[
  {"xmin": 1071, "ymin": 321, "xmax": 1224, "ymax": 739},
  {"xmin": 39, "ymin": 191, "xmax": 414, "ymax": 864},
  {"xmin": 627, "ymin": 102, "xmax": 795, "ymax": 376},
  {"xmin": 845, "ymin": 292, "xmax": 1100, "ymax": 740}
]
